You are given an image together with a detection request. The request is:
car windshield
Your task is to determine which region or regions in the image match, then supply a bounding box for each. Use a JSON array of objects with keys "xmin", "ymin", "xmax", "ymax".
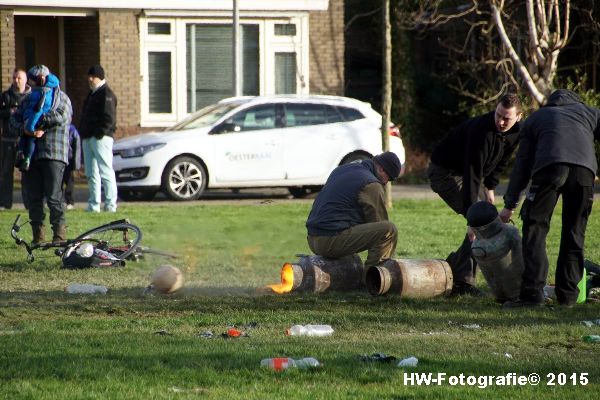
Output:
[{"xmin": 170, "ymin": 101, "xmax": 247, "ymax": 131}]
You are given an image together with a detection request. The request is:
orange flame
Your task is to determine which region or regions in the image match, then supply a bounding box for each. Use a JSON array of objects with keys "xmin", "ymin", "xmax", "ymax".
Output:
[{"xmin": 267, "ymin": 263, "xmax": 294, "ymax": 294}]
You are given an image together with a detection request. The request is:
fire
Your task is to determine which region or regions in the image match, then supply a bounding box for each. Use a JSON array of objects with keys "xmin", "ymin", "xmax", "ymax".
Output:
[{"xmin": 267, "ymin": 263, "xmax": 294, "ymax": 294}]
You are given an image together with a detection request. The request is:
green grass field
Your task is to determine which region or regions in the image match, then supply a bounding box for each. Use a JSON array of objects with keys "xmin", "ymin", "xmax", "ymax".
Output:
[{"xmin": 0, "ymin": 199, "xmax": 599, "ymax": 399}]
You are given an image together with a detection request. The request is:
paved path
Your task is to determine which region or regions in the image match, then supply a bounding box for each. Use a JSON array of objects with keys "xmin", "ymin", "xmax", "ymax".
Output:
[{"xmin": 6, "ymin": 182, "xmax": 600, "ymax": 209}]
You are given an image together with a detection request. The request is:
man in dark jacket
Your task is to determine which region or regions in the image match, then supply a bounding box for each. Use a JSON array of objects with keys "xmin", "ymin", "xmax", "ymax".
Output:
[
  {"xmin": 428, "ymin": 93, "xmax": 523, "ymax": 296},
  {"xmin": 500, "ymin": 89, "xmax": 600, "ymax": 308},
  {"xmin": 10, "ymin": 65, "xmax": 72, "ymax": 243},
  {"xmin": 306, "ymin": 152, "xmax": 401, "ymax": 274},
  {"xmin": 79, "ymin": 64, "xmax": 118, "ymax": 212},
  {"xmin": 0, "ymin": 68, "xmax": 30, "ymax": 209}
]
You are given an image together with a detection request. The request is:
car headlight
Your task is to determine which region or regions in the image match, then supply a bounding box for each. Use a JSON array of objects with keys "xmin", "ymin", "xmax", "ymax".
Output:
[{"xmin": 118, "ymin": 143, "xmax": 166, "ymax": 158}]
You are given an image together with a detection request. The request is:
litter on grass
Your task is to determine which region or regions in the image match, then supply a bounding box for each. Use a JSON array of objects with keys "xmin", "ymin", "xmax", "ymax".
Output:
[
  {"xmin": 397, "ymin": 356, "xmax": 419, "ymax": 368},
  {"xmin": 581, "ymin": 319, "xmax": 600, "ymax": 327},
  {"xmin": 360, "ymin": 353, "xmax": 397, "ymax": 363}
]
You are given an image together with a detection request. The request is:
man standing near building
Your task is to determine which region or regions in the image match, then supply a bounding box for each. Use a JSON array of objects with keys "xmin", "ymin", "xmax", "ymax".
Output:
[
  {"xmin": 306, "ymin": 152, "xmax": 401, "ymax": 276},
  {"xmin": 500, "ymin": 89, "xmax": 600, "ymax": 308},
  {"xmin": 0, "ymin": 68, "xmax": 30, "ymax": 209},
  {"xmin": 9, "ymin": 65, "xmax": 72, "ymax": 243},
  {"xmin": 79, "ymin": 64, "xmax": 118, "ymax": 212},
  {"xmin": 428, "ymin": 93, "xmax": 523, "ymax": 296}
]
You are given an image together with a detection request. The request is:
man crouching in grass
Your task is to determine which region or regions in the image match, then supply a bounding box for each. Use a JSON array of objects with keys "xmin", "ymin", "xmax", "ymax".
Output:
[{"xmin": 305, "ymin": 152, "xmax": 401, "ymax": 282}]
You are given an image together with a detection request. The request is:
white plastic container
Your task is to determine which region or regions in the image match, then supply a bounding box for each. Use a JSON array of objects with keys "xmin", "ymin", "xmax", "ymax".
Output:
[
  {"xmin": 65, "ymin": 283, "xmax": 108, "ymax": 294},
  {"xmin": 285, "ymin": 324, "xmax": 334, "ymax": 337}
]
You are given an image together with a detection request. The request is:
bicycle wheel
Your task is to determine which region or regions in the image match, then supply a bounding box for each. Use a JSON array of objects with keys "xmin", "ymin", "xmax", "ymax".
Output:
[{"xmin": 73, "ymin": 220, "xmax": 142, "ymax": 261}]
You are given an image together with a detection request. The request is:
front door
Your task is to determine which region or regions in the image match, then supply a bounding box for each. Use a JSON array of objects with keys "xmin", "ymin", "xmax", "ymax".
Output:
[{"xmin": 15, "ymin": 16, "xmax": 60, "ymax": 78}]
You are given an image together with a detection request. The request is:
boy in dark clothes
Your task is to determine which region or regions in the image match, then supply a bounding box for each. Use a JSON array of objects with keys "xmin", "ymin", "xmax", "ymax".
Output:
[{"xmin": 63, "ymin": 124, "xmax": 81, "ymax": 209}]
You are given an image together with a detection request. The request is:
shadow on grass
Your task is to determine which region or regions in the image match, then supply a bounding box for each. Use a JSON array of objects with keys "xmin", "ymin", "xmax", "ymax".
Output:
[{"xmin": 1, "ymin": 286, "xmax": 597, "ymax": 330}]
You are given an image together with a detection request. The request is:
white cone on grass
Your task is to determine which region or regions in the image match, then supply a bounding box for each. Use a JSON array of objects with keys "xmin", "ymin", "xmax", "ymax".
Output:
[{"xmin": 152, "ymin": 265, "xmax": 183, "ymax": 293}]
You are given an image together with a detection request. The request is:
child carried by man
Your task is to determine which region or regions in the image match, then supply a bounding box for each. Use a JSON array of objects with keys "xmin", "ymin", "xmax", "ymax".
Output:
[{"xmin": 16, "ymin": 65, "xmax": 60, "ymax": 171}]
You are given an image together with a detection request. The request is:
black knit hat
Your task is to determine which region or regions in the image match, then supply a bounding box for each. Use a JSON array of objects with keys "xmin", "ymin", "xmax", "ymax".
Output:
[
  {"xmin": 373, "ymin": 152, "xmax": 401, "ymax": 179},
  {"xmin": 87, "ymin": 64, "xmax": 105, "ymax": 80}
]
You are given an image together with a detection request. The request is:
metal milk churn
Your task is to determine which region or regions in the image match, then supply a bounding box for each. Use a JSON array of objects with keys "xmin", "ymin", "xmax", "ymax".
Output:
[
  {"xmin": 366, "ymin": 258, "xmax": 453, "ymax": 297},
  {"xmin": 466, "ymin": 201, "xmax": 524, "ymax": 302},
  {"xmin": 267, "ymin": 254, "xmax": 364, "ymax": 293}
]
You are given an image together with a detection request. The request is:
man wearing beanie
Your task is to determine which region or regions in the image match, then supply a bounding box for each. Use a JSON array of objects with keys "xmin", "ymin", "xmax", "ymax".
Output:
[
  {"xmin": 428, "ymin": 93, "xmax": 523, "ymax": 296},
  {"xmin": 79, "ymin": 64, "xmax": 118, "ymax": 212},
  {"xmin": 306, "ymin": 151, "xmax": 401, "ymax": 278},
  {"xmin": 9, "ymin": 65, "xmax": 72, "ymax": 243}
]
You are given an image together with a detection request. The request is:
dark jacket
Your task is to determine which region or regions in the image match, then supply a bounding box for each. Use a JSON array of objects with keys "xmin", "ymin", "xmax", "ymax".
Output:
[
  {"xmin": 504, "ymin": 89, "xmax": 600, "ymax": 209},
  {"xmin": 0, "ymin": 85, "xmax": 31, "ymax": 140},
  {"xmin": 68, "ymin": 124, "xmax": 81, "ymax": 170},
  {"xmin": 430, "ymin": 111, "xmax": 520, "ymax": 214},
  {"xmin": 306, "ymin": 159, "xmax": 381, "ymax": 236},
  {"xmin": 79, "ymin": 83, "xmax": 117, "ymax": 140}
]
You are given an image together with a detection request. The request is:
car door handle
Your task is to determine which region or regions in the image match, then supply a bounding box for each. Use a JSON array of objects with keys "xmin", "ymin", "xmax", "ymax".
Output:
[{"xmin": 266, "ymin": 140, "xmax": 277, "ymax": 146}]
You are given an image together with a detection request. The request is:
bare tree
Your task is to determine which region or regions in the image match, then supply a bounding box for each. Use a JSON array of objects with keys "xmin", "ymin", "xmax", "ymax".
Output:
[{"xmin": 396, "ymin": 0, "xmax": 592, "ymax": 106}]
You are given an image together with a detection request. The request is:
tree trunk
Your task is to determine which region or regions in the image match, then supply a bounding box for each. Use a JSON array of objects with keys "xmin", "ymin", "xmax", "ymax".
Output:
[{"xmin": 381, "ymin": 0, "xmax": 392, "ymax": 208}]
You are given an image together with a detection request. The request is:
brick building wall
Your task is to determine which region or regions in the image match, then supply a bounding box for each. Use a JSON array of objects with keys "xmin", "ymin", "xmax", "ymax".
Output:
[
  {"xmin": 308, "ymin": 0, "xmax": 344, "ymax": 95},
  {"xmin": 98, "ymin": 10, "xmax": 141, "ymax": 138},
  {"xmin": 0, "ymin": 10, "xmax": 16, "ymax": 90},
  {"xmin": 64, "ymin": 16, "xmax": 99, "ymax": 128}
]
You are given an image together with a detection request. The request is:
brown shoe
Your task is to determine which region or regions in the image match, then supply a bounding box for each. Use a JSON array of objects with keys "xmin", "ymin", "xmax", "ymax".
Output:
[
  {"xmin": 31, "ymin": 223, "xmax": 45, "ymax": 245},
  {"xmin": 52, "ymin": 224, "xmax": 67, "ymax": 243}
]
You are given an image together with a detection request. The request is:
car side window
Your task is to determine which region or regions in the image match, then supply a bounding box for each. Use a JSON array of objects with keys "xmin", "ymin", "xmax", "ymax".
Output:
[
  {"xmin": 231, "ymin": 105, "xmax": 277, "ymax": 132},
  {"xmin": 283, "ymin": 104, "xmax": 327, "ymax": 127},
  {"xmin": 325, "ymin": 105, "xmax": 345, "ymax": 123},
  {"xmin": 337, "ymin": 106, "xmax": 364, "ymax": 122}
]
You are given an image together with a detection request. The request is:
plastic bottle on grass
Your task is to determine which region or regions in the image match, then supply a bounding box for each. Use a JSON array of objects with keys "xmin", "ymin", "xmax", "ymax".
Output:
[
  {"xmin": 583, "ymin": 335, "xmax": 600, "ymax": 343},
  {"xmin": 286, "ymin": 324, "xmax": 334, "ymax": 336},
  {"xmin": 260, "ymin": 357, "xmax": 320, "ymax": 371},
  {"xmin": 65, "ymin": 283, "xmax": 108, "ymax": 294}
]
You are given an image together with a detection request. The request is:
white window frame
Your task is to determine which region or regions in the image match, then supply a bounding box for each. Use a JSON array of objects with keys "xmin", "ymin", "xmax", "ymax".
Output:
[
  {"xmin": 140, "ymin": 13, "xmax": 309, "ymax": 127},
  {"xmin": 140, "ymin": 19, "xmax": 179, "ymax": 125}
]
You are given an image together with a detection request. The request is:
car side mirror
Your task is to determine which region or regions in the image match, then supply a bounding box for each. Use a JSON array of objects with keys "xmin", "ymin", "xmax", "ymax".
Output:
[{"xmin": 210, "ymin": 121, "xmax": 240, "ymax": 134}]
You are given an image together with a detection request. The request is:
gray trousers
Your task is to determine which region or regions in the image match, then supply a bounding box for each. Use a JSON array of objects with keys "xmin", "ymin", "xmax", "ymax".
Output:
[{"xmin": 307, "ymin": 221, "xmax": 398, "ymax": 268}]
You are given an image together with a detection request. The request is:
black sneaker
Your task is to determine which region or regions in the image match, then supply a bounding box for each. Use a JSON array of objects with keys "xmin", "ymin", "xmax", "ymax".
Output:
[
  {"xmin": 502, "ymin": 299, "xmax": 544, "ymax": 309},
  {"xmin": 450, "ymin": 283, "xmax": 486, "ymax": 297}
]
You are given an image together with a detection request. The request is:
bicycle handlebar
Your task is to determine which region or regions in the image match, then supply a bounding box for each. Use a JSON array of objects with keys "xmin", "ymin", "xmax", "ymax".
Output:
[{"xmin": 10, "ymin": 214, "xmax": 34, "ymax": 258}]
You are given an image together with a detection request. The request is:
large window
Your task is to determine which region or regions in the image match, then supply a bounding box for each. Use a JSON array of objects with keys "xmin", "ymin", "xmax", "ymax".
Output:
[
  {"xmin": 186, "ymin": 24, "xmax": 259, "ymax": 112},
  {"xmin": 141, "ymin": 16, "xmax": 309, "ymax": 127}
]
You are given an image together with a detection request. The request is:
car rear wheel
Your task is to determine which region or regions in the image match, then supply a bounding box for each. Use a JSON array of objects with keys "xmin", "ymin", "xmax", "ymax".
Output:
[
  {"xmin": 118, "ymin": 189, "xmax": 157, "ymax": 202},
  {"xmin": 162, "ymin": 156, "xmax": 207, "ymax": 201}
]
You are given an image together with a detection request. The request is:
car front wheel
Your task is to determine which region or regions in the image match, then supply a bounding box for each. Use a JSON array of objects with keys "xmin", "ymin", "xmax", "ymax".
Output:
[{"xmin": 162, "ymin": 156, "xmax": 207, "ymax": 201}]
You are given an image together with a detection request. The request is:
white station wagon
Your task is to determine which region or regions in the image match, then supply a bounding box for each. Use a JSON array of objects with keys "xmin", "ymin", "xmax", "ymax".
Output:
[{"xmin": 112, "ymin": 95, "xmax": 405, "ymax": 201}]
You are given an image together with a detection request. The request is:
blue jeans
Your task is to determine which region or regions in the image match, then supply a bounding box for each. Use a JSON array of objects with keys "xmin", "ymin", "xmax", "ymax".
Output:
[{"xmin": 82, "ymin": 136, "xmax": 117, "ymax": 212}]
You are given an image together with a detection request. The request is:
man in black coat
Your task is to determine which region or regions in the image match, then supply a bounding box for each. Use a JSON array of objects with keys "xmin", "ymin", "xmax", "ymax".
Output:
[
  {"xmin": 428, "ymin": 93, "xmax": 523, "ymax": 296},
  {"xmin": 500, "ymin": 89, "xmax": 600, "ymax": 308},
  {"xmin": 0, "ymin": 68, "xmax": 30, "ymax": 209},
  {"xmin": 79, "ymin": 64, "xmax": 118, "ymax": 213}
]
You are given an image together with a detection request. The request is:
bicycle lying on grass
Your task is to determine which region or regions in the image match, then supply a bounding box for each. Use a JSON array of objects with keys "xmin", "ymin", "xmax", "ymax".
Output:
[{"xmin": 10, "ymin": 215, "xmax": 176, "ymax": 268}]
